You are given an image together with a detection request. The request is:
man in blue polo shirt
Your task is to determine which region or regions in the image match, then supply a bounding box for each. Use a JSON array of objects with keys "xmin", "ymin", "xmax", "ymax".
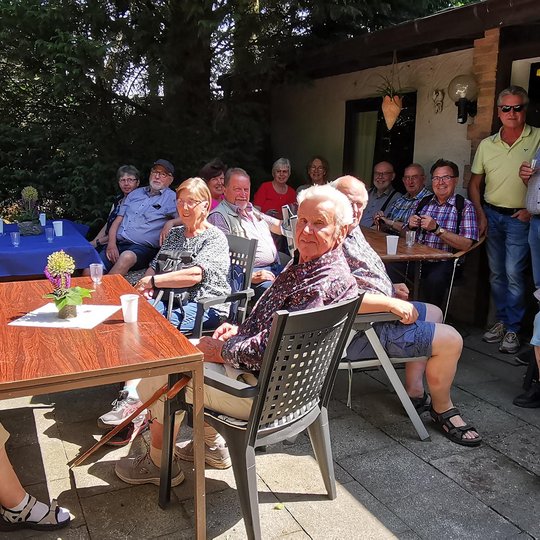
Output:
[{"xmin": 101, "ymin": 159, "xmax": 178, "ymax": 275}]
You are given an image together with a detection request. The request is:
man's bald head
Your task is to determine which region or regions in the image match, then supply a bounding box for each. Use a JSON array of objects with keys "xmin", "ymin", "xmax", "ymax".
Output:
[{"xmin": 331, "ymin": 175, "xmax": 368, "ymax": 227}]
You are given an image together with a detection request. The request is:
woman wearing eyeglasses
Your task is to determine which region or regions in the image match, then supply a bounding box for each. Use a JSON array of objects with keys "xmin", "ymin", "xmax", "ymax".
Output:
[
  {"xmin": 136, "ymin": 177, "xmax": 231, "ymax": 333},
  {"xmin": 90, "ymin": 165, "xmax": 140, "ymax": 250},
  {"xmin": 296, "ymin": 156, "xmax": 329, "ymax": 194}
]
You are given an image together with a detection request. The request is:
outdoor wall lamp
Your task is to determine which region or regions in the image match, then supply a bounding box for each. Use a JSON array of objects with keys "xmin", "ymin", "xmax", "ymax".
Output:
[{"xmin": 448, "ymin": 74, "xmax": 478, "ymax": 124}]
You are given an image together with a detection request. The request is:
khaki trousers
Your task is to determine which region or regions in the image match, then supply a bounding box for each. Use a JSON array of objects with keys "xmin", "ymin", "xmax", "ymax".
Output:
[
  {"xmin": 0, "ymin": 422, "xmax": 9, "ymax": 447},
  {"xmin": 137, "ymin": 364, "xmax": 255, "ymax": 424}
]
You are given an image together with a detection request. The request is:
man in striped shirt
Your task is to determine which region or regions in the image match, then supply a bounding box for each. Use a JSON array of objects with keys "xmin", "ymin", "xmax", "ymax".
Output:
[
  {"xmin": 375, "ymin": 163, "xmax": 432, "ymax": 234},
  {"xmin": 389, "ymin": 159, "xmax": 478, "ymax": 308}
]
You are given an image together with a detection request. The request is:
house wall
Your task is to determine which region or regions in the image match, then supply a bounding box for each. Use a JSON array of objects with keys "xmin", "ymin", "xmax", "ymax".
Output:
[{"xmin": 271, "ymin": 49, "xmax": 475, "ymax": 190}]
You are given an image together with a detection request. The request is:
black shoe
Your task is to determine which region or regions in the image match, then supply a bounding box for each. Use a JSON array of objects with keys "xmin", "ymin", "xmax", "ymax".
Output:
[
  {"xmin": 410, "ymin": 391, "xmax": 431, "ymax": 414},
  {"xmin": 513, "ymin": 382, "xmax": 540, "ymax": 408}
]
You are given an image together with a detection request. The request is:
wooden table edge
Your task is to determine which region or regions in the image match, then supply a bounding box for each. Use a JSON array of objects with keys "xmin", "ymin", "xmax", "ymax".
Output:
[{"xmin": 0, "ymin": 354, "xmax": 203, "ymax": 400}]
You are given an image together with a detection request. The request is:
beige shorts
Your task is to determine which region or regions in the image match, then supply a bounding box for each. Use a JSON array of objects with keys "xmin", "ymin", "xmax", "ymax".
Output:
[
  {"xmin": 0, "ymin": 422, "xmax": 9, "ymax": 447},
  {"xmin": 137, "ymin": 364, "xmax": 255, "ymax": 423}
]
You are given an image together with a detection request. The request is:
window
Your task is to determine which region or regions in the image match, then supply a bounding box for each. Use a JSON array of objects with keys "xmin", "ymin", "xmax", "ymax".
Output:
[{"xmin": 343, "ymin": 92, "xmax": 417, "ymax": 192}]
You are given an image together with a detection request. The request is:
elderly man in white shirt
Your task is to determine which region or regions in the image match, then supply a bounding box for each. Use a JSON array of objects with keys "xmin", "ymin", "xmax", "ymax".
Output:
[{"xmin": 208, "ymin": 167, "xmax": 285, "ymax": 300}]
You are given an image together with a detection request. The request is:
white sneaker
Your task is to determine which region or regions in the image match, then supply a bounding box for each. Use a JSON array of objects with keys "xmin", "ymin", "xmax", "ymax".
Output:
[{"xmin": 98, "ymin": 390, "xmax": 146, "ymax": 429}]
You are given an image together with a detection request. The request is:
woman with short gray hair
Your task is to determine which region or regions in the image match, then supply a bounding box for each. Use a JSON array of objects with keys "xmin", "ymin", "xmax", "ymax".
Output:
[{"xmin": 253, "ymin": 157, "xmax": 297, "ymax": 220}]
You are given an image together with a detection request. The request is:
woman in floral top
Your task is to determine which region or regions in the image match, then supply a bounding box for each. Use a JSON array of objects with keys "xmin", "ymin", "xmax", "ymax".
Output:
[{"xmin": 136, "ymin": 177, "xmax": 230, "ymax": 333}]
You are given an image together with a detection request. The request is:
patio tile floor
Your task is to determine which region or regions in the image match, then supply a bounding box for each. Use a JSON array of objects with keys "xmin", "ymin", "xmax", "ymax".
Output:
[{"xmin": 1, "ymin": 327, "xmax": 538, "ymax": 539}]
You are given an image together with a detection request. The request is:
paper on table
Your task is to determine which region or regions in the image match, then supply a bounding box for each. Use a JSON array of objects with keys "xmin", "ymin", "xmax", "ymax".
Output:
[{"xmin": 9, "ymin": 303, "xmax": 121, "ymax": 329}]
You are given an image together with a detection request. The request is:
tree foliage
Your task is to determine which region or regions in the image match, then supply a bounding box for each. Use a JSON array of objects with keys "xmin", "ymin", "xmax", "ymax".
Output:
[{"xmin": 0, "ymin": 0, "xmax": 474, "ymax": 227}]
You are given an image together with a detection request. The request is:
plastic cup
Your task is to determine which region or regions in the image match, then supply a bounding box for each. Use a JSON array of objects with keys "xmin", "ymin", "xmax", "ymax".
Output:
[
  {"xmin": 39, "ymin": 213, "xmax": 46, "ymax": 226},
  {"xmin": 120, "ymin": 294, "xmax": 139, "ymax": 323},
  {"xmin": 89, "ymin": 263, "xmax": 103, "ymax": 285},
  {"xmin": 10, "ymin": 231, "xmax": 20, "ymax": 247},
  {"xmin": 386, "ymin": 235, "xmax": 399, "ymax": 255},
  {"xmin": 405, "ymin": 230, "xmax": 415, "ymax": 248},
  {"xmin": 45, "ymin": 227, "xmax": 54, "ymax": 243},
  {"xmin": 0, "ymin": 219, "xmax": 3, "ymax": 234},
  {"xmin": 52, "ymin": 220, "xmax": 63, "ymax": 236},
  {"xmin": 52, "ymin": 221, "xmax": 63, "ymax": 237}
]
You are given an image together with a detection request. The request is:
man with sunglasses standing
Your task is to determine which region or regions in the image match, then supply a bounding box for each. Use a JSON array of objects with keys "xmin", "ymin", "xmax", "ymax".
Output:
[
  {"xmin": 469, "ymin": 86, "xmax": 540, "ymax": 354},
  {"xmin": 101, "ymin": 159, "xmax": 178, "ymax": 275}
]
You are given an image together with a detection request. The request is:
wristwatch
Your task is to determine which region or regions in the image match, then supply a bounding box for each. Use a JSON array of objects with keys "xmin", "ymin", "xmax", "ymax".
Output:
[
  {"xmin": 435, "ymin": 226, "xmax": 445, "ymax": 236},
  {"xmin": 432, "ymin": 223, "xmax": 440, "ymax": 235}
]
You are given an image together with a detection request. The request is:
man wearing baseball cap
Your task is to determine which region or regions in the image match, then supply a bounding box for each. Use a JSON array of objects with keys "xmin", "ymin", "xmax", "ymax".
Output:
[{"xmin": 100, "ymin": 159, "xmax": 178, "ymax": 275}]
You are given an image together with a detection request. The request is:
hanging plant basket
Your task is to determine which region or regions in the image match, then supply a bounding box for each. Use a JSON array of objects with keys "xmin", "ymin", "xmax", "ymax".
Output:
[
  {"xmin": 375, "ymin": 51, "xmax": 412, "ymax": 131},
  {"xmin": 381, "ymin": 94, "xmax": 403, "ymax": 130}
]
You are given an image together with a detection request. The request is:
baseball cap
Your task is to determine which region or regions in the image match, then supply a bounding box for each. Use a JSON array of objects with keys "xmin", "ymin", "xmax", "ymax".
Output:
[{"xmin": 152, "ymin": 159, "xmax": 175, "ymax": 176}]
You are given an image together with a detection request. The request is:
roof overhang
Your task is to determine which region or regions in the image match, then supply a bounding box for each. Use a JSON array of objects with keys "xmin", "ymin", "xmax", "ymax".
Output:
[{"xmin": 300, "ymin": 0, "xmax": 540, "ymax": 78}]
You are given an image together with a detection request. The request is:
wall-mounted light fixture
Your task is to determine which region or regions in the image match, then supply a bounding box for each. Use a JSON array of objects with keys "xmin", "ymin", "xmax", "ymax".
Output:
[{"xmin": 448, "ymin": 74, "xmax": 478, "ymax": 124}]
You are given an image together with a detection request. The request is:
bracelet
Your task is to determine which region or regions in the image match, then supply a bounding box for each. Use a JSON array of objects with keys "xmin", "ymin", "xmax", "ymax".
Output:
[
  {"xmin": 95, "ymin": 239, "xmax": 101, "ymax": 248},
  {"xmin": 151, "ymin": 275, "xmax": 157, "ymax": 288}
]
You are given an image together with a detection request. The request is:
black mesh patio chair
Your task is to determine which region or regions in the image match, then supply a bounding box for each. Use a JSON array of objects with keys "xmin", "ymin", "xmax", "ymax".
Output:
[
  {"xmin": 199, "ymin": 295, "xmax": 361, "ymax": 540},
  {"xmin": 149, "ymin": 234, "xmax": 257, "ymax": 338},
  {"xmin": 190, "ymin": 234, "xmax": 257, "ymax": 337}
]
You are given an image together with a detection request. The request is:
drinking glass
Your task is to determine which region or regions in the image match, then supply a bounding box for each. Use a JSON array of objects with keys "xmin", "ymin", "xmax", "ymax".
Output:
[
  {"xmin": 45, "ymin": 227, "xmax": 54, "ymax": 243},
  {"xmin": 405, "ymin": 230, "xmax": 415, "ymax": 247},
  {"xmin": 10, "ymin": 231, "xmax": 20, "ymax": 247},
  {"xmin": 89, "ymin": 263, "xmax": 103, "ymax": 285}
]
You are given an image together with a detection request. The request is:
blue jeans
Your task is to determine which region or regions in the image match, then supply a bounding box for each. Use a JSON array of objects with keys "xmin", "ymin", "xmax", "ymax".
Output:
[
  {"xmin": 153, "ymin": 300, "xmax": 221, "ymax": 334},
  {"xmin": 528, "ymin": 215, "xmax": 540, "ymax": 289},
  {"xmin": 485, "ymin": 205, "xmax": 530, "ymax": 332}
]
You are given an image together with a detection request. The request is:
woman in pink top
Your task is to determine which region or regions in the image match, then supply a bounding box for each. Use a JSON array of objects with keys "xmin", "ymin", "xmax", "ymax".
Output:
[
  {"xmin": 199, "ymin": 158, "xmax": 227, "ymax": 209},
  {"xmin": 253, "ymin": 158, "xmax": 297, "ymax": 219}
]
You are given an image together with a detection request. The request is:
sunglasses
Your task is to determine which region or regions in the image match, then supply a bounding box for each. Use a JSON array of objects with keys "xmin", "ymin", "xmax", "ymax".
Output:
[{"xmin": 498, "ymin": 104, "xmax": 526, "ymax": 113}]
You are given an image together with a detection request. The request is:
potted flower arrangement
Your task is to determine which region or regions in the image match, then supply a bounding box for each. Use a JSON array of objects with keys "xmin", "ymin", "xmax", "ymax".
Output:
[
  {"xmin": 43, "ymin": 250, "xmax": 93, "ymax": 319},
  {"xmin": 15, "ymin": 186, "xmax": 42, "ymax": 236}
]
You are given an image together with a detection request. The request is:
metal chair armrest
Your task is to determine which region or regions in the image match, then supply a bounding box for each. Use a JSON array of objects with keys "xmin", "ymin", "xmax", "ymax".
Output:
[
  {"xmin": 196, "ymin": 289, "xmax": 254, "ymax": 310},
  {"xmin": 353, "ymin": 312, "xmax": 400, "ymax": 329},
  {"xmin": 203, "ymin": 366, "xmax": 259, "ymax": 398}
]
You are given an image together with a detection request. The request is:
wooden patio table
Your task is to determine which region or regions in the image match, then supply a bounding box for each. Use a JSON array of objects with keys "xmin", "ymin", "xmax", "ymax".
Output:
[
  {"xmin": 361, "ymin": 226, "xmax": 454, "ymax": 297},
  {"xmin": 0, "ymin": 274, "xmax": 206, "ymax": 539}
]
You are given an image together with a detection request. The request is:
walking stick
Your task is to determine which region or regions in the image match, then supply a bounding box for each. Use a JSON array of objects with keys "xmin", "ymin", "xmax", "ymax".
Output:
[{"xmin": 69, "ymin": 376, "xmax": 190, "ymax": 468}]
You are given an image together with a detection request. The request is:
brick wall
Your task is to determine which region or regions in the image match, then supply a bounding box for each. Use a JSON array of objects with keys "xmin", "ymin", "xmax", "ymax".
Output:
[{"xmin": 467, "ymin": 28, "xmax": 500, "ymax": 162}]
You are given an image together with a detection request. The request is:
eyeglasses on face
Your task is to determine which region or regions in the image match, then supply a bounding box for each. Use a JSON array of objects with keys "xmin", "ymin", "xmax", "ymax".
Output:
[
  {"xmin": 498, "ymin": 104, "xmax": 526, "ymax": 113},
  {"xmin": 151, "ymin": 169, "xmax": 172, "ymax": 178},
  {"xmin": 119, "ymin": 177, "xmax": 138, "ymax": 183},
  {"xmin": 310, "ymin": 166, "xmax": 325, "ymax": 172},
  {"xmin": 375, "ymin": 171, "xmax": 393, "ymax": 177},
  {"xmin": 431, "ymin": 175, "xmax": 457, "ymax": 183},
  {"xmin": 177, "ymin": 198, "xmax": 204, "ymax": 209}
]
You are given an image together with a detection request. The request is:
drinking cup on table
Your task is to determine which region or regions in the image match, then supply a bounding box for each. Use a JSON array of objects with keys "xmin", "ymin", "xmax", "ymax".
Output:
[
  {"xmin": 120, "ymin": 294, "xmax": 139, "ymax": 323},
  {"xmin": 52, "ymin": 221, "xmax": 63, "ymax": 237},
  {"xmin": 89, "ymin": 263, "xmax": 103, "ymax": 285},
  {"xmin": 0, "ymin": 219, "xmax": 3, "ymax": 235},
  {"xmin": 39, "ymin": 213, "xmax": 46, "ymax": 226},
  {"xmin": 386, "ymin": 235, "xmax": 399, "ymax": 255},
  {"xmin": 405, "ymin": 230, "xmax": 415, "ymax": 248},
  {"xmin": 10, "ymin": 231, "xmax": 20, "ymax": 248},
  {"xmin": 45, "ymin": 227, "xmax": 54, "ymax": 243}
]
